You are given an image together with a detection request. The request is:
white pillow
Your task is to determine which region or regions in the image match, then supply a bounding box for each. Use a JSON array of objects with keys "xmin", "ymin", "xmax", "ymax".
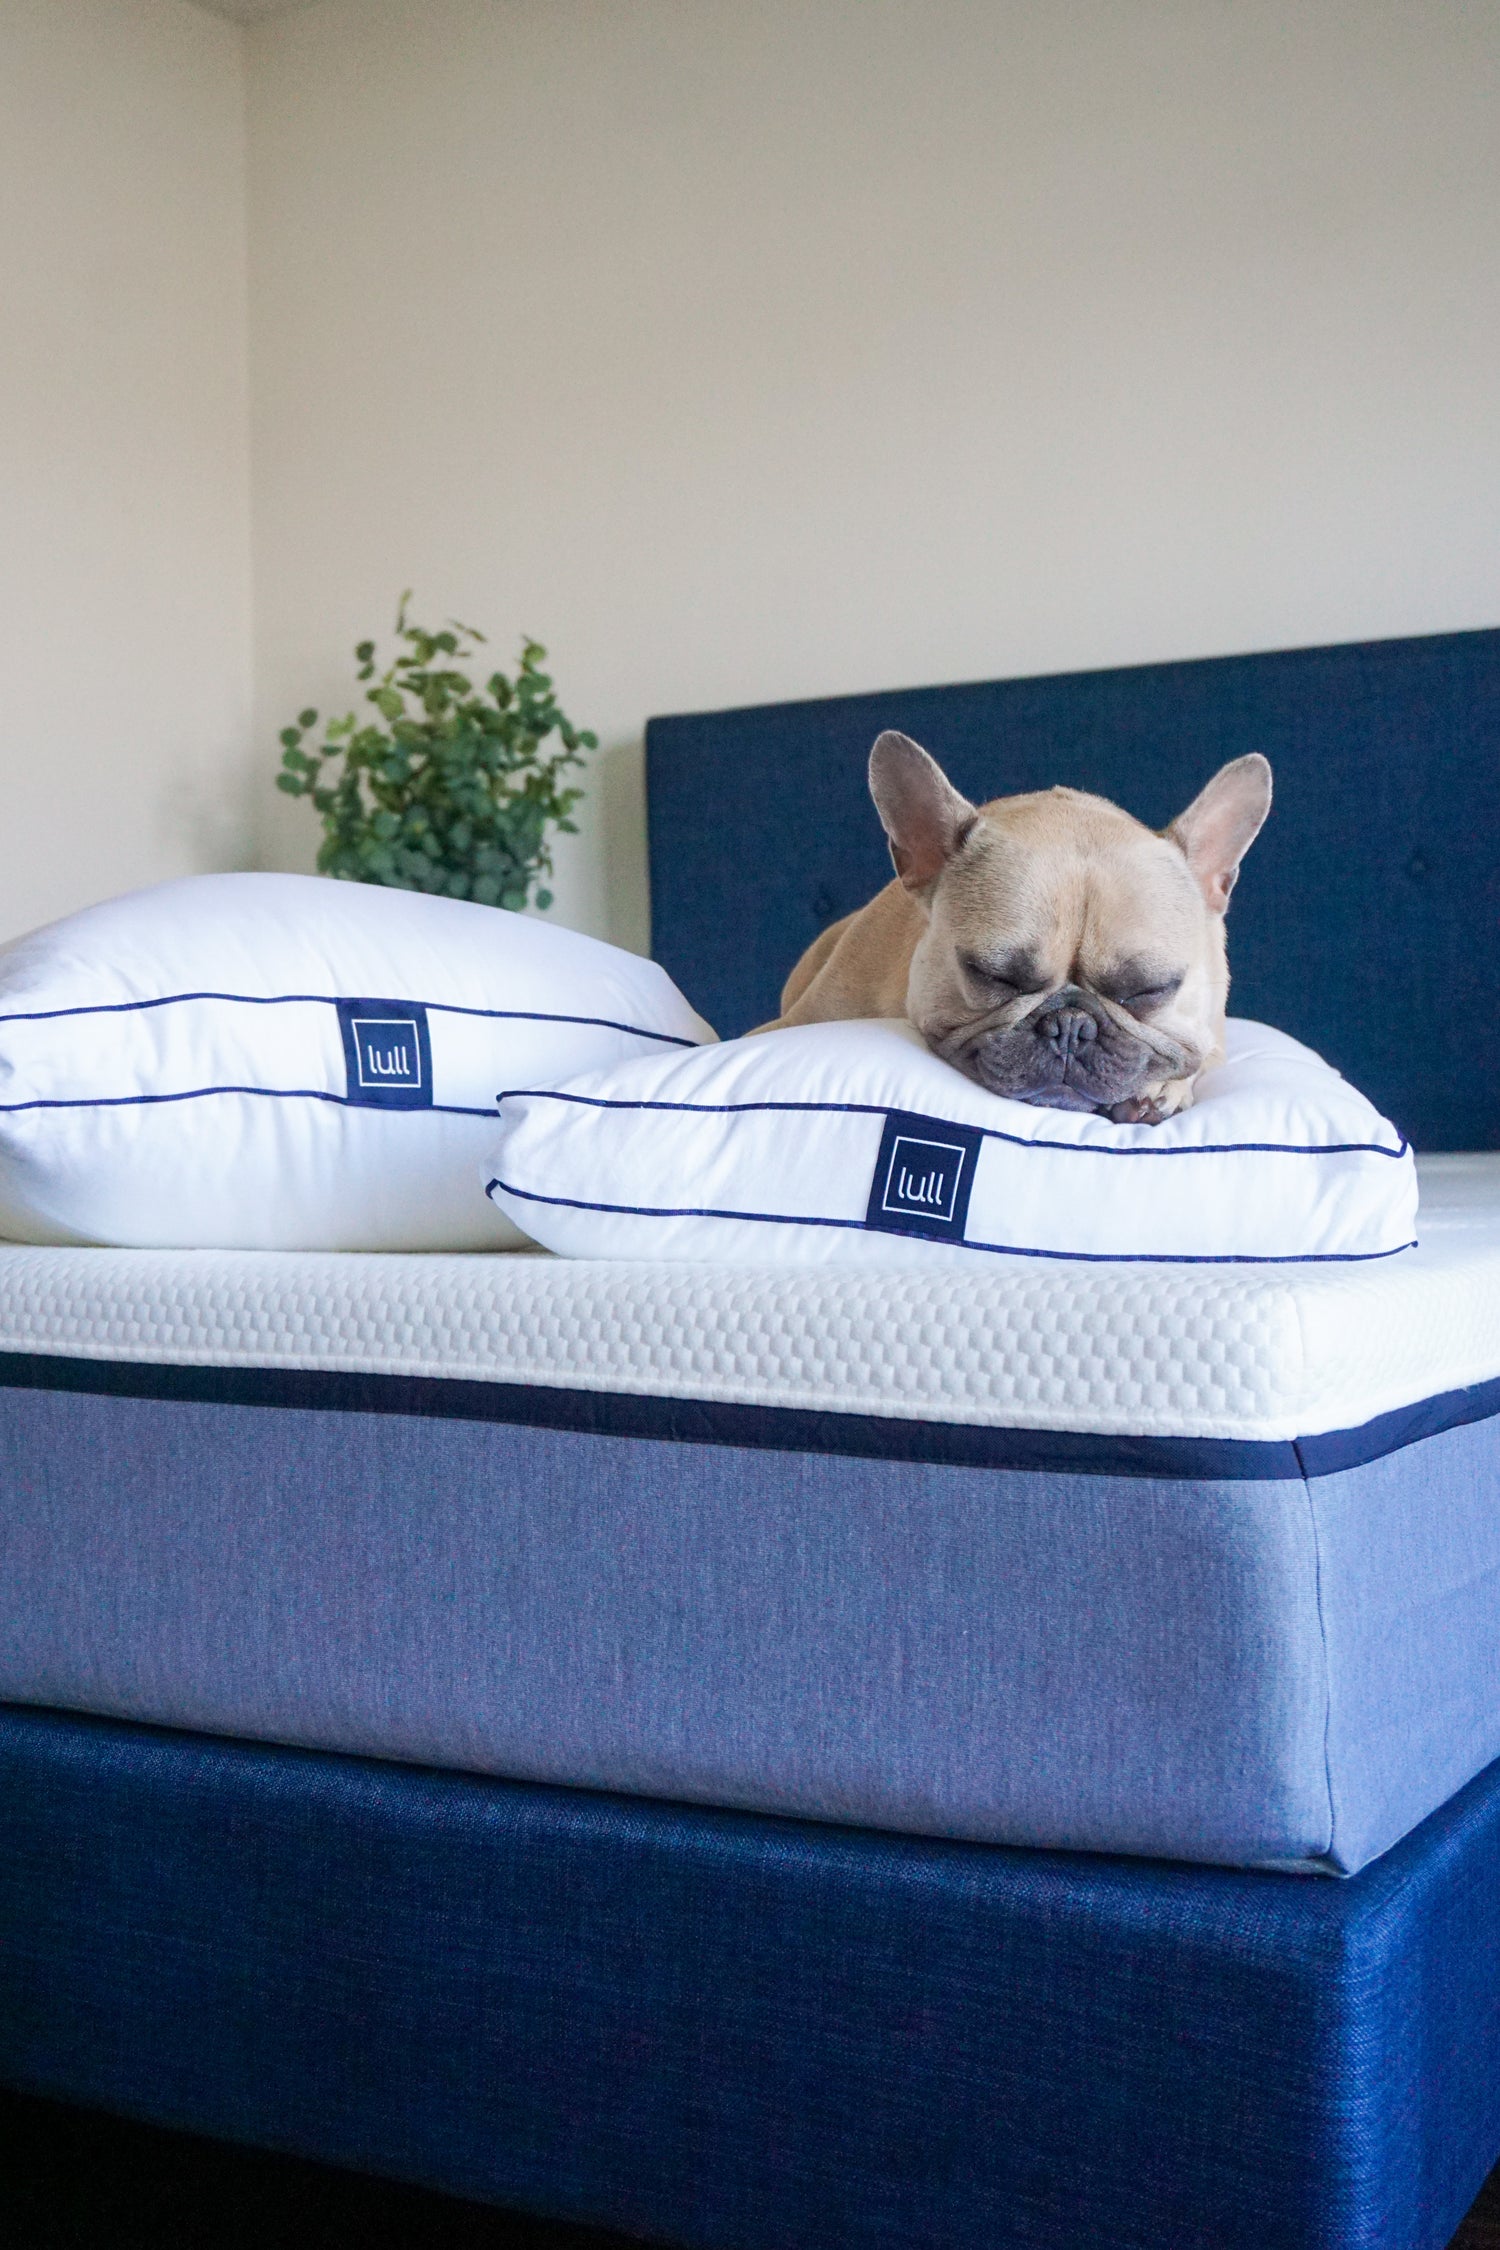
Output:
[
  {"xmin": 0, "ymin": 873, "xmax": 712, "ymax": 1250},
  {"xmin": 485, "ymin": 1017, "xmax": 1417, "ymax": 1267}
]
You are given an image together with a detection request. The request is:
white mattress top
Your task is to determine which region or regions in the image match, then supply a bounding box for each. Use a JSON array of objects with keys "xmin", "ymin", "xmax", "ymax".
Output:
[{"xmin": 0, "ymin": 1153, "xmax": 1493, "ymax": 1443}]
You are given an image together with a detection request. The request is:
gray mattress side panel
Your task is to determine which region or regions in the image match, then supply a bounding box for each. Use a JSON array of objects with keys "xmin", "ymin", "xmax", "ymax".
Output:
[
  {"xmin": 1313, "ymin": 1413, "xmax": 1500, "ymax": 1874},
  {"xmin": 0, "ymin": 1386, "xmax": 1332, "ymax": 1868}
]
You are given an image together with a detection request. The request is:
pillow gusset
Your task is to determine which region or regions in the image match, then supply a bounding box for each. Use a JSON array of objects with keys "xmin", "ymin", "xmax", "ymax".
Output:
[
  {"xmin": 486, "ymin": 1016, "xmax": 1417, "ymax": 1267},
  {"xmin": 0, "ymin": 873, "xmax": 712, "ymax": 1250}
]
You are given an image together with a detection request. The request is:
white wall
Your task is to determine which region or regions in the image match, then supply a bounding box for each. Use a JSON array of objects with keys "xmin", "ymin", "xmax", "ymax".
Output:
[
  {"xmin": 6, "ymin": 2, "xmax": 1494, "ymax": 954},
  {"xmin": 245, "ymin": 0, "xmax": 1500, "ymax": 953},
  {"xmin": 0, "ymin": 0, "xmax": 252, "ymax": 943}
]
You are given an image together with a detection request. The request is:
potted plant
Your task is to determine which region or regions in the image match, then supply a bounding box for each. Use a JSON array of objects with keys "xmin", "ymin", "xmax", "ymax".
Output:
[{"xmin": 276, "ymin": 598, "xmax": 597, "ymax": 910}]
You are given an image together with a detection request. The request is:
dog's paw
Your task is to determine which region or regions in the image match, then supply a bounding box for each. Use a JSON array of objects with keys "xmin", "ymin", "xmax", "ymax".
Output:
[{"xmin": 1108, "ymin": 1077, "xmax": 1197, "ymax": 1127}]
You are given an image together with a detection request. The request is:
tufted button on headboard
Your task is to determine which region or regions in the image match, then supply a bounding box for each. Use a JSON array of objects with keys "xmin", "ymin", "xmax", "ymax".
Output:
[{"xmin": 646, "ymin": 628, "xmax": 1500, "ymax": 1150}]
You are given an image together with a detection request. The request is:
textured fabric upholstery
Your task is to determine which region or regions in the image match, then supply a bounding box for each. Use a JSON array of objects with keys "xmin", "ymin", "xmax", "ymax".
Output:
[
  {"xmin": 4, "ymin": 1369, "xmax": 1500, "ymax": 1871},
  {"xmin": 2, "ymin": 1704, "xmax": 1499, "ymax": 2250}
]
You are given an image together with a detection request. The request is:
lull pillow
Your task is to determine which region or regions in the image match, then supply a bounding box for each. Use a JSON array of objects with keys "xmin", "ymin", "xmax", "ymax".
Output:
[
  {"xmin": 485, "ymin": 1016, "xmax": 1417, "ymax": 1267},
  {"xmin": 0, "ymin": 873, "xmax": 712, "ymax": 1249}
]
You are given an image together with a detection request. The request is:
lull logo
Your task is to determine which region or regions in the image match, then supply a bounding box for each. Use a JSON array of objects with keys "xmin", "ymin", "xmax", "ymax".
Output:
[
  {"xmin": 865, "ymin": 1109, "xmax": 983, "ymax": 1241},
  {"xmin": 884, "ymin": 1138, "xmax": 964, "ymax": 1221},
  {"xmin": 337, "ymin": 999, "xmax": 433, "ymax": 1110},
  {"xmin": 354, "ymin": 1018, "xmax": 421, "ymax": 1090}
]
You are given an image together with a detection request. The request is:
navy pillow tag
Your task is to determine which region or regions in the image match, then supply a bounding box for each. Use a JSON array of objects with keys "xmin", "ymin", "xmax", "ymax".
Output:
[
  {"xmin": 864, "ymin": 1109, "xmax": 983, "ymax": 1242},
  {"xmin": 337, "ymin": 1000, "xmax": 433, "ymax": 1109}
]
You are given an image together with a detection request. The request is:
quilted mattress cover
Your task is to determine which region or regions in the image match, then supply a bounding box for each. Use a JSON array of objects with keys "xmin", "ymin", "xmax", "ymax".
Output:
[{"xmin": 0, "ymin": 1152, "xmax": 1497, "ymax": 1873}]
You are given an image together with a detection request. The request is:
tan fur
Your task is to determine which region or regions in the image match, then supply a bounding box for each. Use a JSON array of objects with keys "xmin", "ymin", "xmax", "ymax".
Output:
[
  {"xmin": 776, "ymin": 885, "xmax": 918, "ymax": 1024},
  {"xmin": 777, "ymin": 910, "xmax": 858, "ymax": 1015}
]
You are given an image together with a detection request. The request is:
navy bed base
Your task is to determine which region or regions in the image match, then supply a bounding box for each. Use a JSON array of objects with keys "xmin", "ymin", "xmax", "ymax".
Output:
[{"xmin": 3, "ymin": 1701, "xmax": 1499, "ymax": 2250}]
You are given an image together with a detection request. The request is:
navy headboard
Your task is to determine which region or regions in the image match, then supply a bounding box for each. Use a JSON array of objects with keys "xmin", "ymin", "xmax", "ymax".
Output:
[{"xmin": 647, "ymin": 627, "xmax": 1500, "ymax": 1150}]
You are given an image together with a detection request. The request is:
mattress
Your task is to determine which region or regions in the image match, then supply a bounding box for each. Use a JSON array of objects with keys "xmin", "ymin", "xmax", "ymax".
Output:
[{"xmin": 0, "ymin": 1151, "xmax": 1497, "ymax": 1875}]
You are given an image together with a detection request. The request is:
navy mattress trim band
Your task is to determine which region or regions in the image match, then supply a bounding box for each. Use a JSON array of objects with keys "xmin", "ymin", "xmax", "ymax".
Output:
[{"xmin": 0, "ymin": 1348, "xmax": 1494, "ymax": 1481}]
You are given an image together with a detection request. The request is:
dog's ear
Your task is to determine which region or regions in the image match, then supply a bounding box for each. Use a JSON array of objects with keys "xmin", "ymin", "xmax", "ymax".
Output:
[
  {"xmin": 869, "ymin": 732, "xmax": 978, "ymax": 892},
  {"xmin": 1167, "ymin": 754, "xmax": 1273, "ymax": 913}
]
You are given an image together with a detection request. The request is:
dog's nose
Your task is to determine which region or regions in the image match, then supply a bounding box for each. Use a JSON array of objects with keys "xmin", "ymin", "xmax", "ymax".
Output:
[{"xmin": 1038, "ymin": 1005, "xmax": 1097, "ymax": 1064}]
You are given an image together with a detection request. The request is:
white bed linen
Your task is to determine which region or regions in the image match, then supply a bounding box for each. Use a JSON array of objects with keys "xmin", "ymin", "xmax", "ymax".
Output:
[{"xmin": 0, "ymin": 1153, "xmax": 1492, "ymax": 1442}]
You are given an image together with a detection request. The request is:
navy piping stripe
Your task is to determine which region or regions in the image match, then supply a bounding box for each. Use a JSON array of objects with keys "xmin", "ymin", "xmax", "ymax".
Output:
[
  {"xmin": 0, "ymin": 1349, "xmax": 1493, "ymax": 1481},
  {"xmin": 0, "ymin": 1088, "xmax": 498, "ymax": 1118},
  {"xmin": 484, "ymin": 1176, "xmax": 1416, "ymax": 1267},
  {"xmin": 0, "ymin": 991, "xmax": 698, "ymax": 1048},
  {"xmin": 495, "ymin": 1088, "xmax": 1409, "ymax": 1161}
]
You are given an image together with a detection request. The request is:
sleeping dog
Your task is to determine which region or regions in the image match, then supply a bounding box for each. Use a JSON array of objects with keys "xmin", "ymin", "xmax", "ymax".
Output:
[{"xmin": 765, "ymin": 732, "xmax": 1272, "ymax": 1122}]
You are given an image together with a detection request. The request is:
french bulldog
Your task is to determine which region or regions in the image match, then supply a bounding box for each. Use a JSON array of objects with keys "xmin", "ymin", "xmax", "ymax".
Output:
[{"xmin": 766, "ymin": 732, "xmax": 1272, "ymax": 1122}]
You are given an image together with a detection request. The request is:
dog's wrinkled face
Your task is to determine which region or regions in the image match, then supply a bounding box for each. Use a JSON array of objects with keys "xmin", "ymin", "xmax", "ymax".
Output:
[{"xmin": 870, "ymin": 732, "xmax": 1272, "ymax": 1120}]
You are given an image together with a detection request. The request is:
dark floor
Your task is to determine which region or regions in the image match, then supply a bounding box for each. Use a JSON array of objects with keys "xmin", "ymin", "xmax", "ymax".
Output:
[
  {"xmin": 0, "ymin": 2088, "xmax": 638, "ymax": 2249},
  {"xmin": 1462, "ymin": 2168, "xmax": 1500, "ymax": 2250},
  {"xmin": 0, "ymin": 2084, "xmax": 1497, "ymax": 2248}
]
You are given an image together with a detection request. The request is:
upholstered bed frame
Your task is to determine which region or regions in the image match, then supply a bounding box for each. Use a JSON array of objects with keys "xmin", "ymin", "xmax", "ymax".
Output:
[{"xmin": 2, "ymin": 626, "xmax": 1499, "ymax": 2250}]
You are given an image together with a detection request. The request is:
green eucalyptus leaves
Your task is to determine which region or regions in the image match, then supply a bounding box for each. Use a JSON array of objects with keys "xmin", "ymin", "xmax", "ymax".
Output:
[{"xmin": 276, "ymin": 599, "xmax": 597, "ymax": 911}]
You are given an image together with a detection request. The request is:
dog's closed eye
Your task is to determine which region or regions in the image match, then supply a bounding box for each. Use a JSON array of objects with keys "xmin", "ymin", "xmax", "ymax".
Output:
[
  {"xmin": 961, "ymin": 950, "xmax": 1042, "ymax": 997},
  {"xmin": 1113, "ymin": 976, "xmax": 1184, "ymax": 1016}
]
